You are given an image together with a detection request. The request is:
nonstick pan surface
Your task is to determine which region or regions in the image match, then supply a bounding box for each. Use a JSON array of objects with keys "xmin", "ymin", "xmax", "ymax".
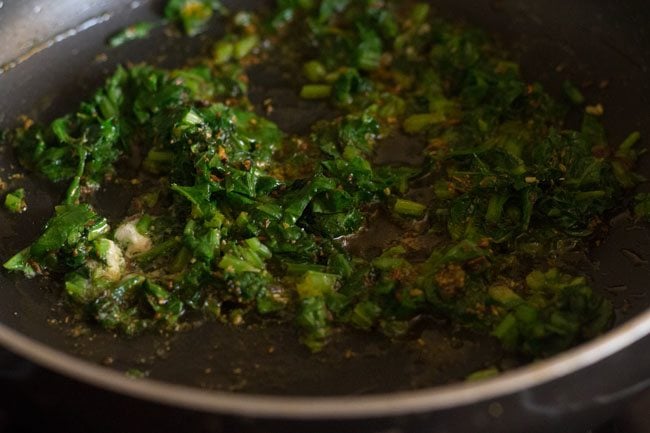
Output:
[{"xmin": 0, "ymin": 0, "xmax": 649, "ymax": 431}]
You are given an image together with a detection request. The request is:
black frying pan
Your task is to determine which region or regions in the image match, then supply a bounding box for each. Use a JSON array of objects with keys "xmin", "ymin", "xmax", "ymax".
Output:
[{"xmin": 0, "ymin": 1, "xmax": 649, "ymax": 432}]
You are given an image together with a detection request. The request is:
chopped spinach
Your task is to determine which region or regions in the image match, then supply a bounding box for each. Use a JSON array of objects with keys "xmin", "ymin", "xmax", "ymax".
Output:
[{"xmin": 2, "ymin": 0, "xmax": 643, "ymax": 360}]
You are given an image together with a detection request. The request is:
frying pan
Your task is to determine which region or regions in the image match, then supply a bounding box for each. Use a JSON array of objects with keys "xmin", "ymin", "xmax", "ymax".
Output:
[{"xmin": 0, "ymin": 0, "xmax": 649, "ymax": 432}]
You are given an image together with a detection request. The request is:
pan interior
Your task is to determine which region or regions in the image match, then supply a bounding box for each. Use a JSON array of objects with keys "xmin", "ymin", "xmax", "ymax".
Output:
[{"xmin": 0, "ymin": 0, "xmax": 648, "ymax": 396}]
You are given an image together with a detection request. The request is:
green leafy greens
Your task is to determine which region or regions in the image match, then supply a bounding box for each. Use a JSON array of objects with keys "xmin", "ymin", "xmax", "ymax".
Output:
[{"xmin": 2, "ymin": 0, "xmax": 643, "ymax": 359}]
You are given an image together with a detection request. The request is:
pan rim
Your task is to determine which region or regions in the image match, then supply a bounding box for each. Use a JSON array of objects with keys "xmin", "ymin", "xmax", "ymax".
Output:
[{"xmin": 0, "ymin": 307, "xmax": 649, "ymax": 418}]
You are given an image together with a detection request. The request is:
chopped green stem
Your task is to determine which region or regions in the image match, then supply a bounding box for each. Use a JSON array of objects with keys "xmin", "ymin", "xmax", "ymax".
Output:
[
  {"xmin": 393, "ymin": 198, "xmax": 426, "ymax": 217},
  {"xmin": 562, "ymin": 80, "xmax": 585, "ymax": 105},
  {"xmin": 303, "ymin": 60, "xmax": 327, "ymax": 82},
  {"xmin": 65, "ymin": 147, "xmax": 87, "ymax": 204},
  {"xmin": 4, "ymin": 188, "xmax": 26, "ymax": 213},
  {"xmin": 300, "ymin": 84, "xmax": 332, "ymax": 99}
]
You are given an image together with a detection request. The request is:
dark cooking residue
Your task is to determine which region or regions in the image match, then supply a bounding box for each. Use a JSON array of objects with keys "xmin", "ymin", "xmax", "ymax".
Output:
[{"xmin": 1, "ymin": 1, "xmax": 644, "ymax": 362}]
